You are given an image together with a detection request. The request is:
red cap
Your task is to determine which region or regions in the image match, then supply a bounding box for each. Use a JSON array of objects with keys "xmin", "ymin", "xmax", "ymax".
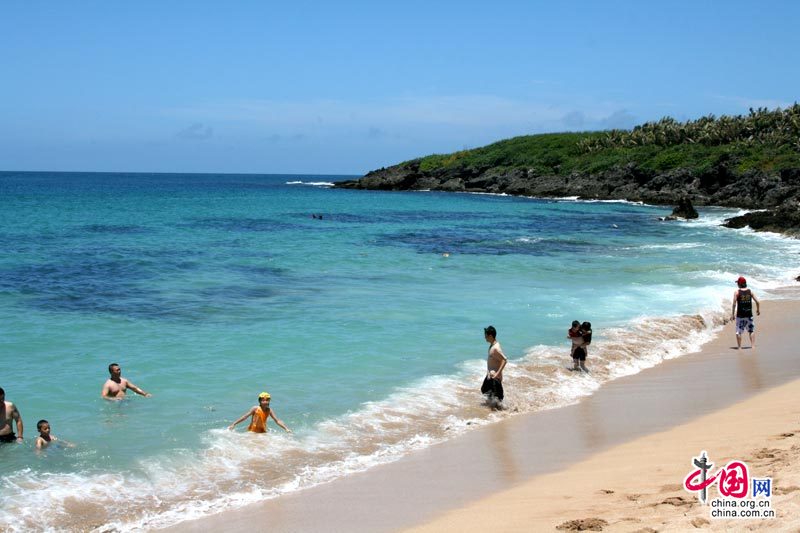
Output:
[{"xmin": 736, "ymin": 276, "xmax": 747, "ymax": 285}]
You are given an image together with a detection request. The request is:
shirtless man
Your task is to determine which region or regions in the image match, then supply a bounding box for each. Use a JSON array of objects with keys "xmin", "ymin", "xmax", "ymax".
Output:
[
  {"xmin": 481, "ymin": 326, "xmax": 508, "ymax": 405},
  {"xmin": 101, "ymin": 363, "xmax": 152, "ymax": 400},
  {"xmin": 0, "ymin": 387, "xmax": 24, "ymax": 443}
]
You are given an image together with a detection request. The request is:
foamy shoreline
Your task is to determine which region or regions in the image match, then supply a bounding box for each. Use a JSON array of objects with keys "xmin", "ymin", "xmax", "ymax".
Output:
[
  {"xmin": 405, "ymin": 292, "xmax": 800, "ymax": 533},
  {"xmin": 166, "ymin": 289, "xmax": 800, "ymax": 533}
]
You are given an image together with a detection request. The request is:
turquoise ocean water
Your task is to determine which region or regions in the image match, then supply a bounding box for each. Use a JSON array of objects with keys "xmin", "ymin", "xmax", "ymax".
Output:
[{"xmin": 1, "ymin": 171, "xmax": 798, "ymax": 531}]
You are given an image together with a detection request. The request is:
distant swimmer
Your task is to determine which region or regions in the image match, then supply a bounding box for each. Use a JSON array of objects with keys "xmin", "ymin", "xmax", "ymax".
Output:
[
  {"xmin": 228, "ymin": 392, "xmax": 292, "ymax": 433},
  {"xmin": 731, "ymin": 276, "xmax": 761, "ymax": 349},
  {"xmin": 35, "ymin": 419, "xmax": 74, "ymax": 449},
  {"xmin": 481, "ymin": 326, "xmax": 508, "ymax": 407},
  {"xmin": 0, "ymin": 387, "xmax": 24, "ymax": 444},
  {"xmin": 101, "ymin": 363, "xmax": 152, "ymax": 400}
]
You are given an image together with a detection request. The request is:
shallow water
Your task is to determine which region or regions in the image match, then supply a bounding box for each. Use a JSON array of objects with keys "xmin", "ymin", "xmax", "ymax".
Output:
[{"xmin": 1, "ymin": 171, "xmax": 797, "ymax": 531}]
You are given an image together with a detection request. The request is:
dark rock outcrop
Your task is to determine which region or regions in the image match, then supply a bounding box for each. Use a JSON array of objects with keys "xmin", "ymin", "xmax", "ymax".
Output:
[
  {"xmin": 667, "ymin": 196, "xmax": 699, "ymax": 220},
  {"xmin": 336, "ymin": 161, "xmax": 800, "ymax": 237},
  {"xmin": 723, "ymin": 202, "xmax": 800, "ymax": 236}
]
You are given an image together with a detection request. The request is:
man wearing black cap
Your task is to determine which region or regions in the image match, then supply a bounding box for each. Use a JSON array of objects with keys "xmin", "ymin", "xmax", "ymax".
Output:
[{"xmin": 731, "ymin": 276, "xmax": 761, "ymax": 349}]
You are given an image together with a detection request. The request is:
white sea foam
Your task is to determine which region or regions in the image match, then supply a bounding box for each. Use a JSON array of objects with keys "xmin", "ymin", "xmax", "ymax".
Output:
[
  {"xmin": 0, "ymin": 298, "xmax": 781, "ymax": 532},
  {"xmin": 553, "ymin": 197, "xmax": 644, "ymax": 205},
  {"xmin": 638, "ymin": 242, "xmax": 704, "ymax": 250},
  {"xmin": 460, "ymin": 191, "xmax": 510, "ymax": 197},
  {"xmin": 285, "ymin": 180, "xmax": 334, "ymax": 187},
  {"xmin": 691, "ymin": 207, "xmax": 753, "ymax": 227}
]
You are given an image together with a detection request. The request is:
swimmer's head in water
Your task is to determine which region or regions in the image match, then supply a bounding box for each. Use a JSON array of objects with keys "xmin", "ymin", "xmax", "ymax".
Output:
[{"xmin": 258, "ymin": 392, "xmax": 271, "ymax": 402}]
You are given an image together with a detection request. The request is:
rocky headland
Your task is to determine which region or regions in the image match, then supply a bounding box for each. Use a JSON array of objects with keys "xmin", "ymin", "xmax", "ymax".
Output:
[
  {"xmin": 336, "ymin": 162, "xmax": 800, "ymax": 235},
  {"xmin": 336, "ymin": 106, "xmax": 800, "ymax": 236}
]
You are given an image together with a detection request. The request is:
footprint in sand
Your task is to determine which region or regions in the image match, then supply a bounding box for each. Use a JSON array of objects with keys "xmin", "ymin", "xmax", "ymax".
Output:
[
  {"xmin": 752, "ymin": 447, "xmax": 783, "ymax": 459},
  {"xmin": 555, "ymin": 518, "xmax": 608, "ymax": 531},
  {"xmin": 657, "ymin": 496, "xmax": 694, "ymax": 507}
]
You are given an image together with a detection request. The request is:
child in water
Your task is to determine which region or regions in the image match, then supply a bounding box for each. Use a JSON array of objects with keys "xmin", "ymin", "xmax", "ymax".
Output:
[
  {"xmin": 35, "ymin": 420, "xmax": 73, "ymax": 449},
  {"xmin": 568, "ymin": 320, "xmax": 592, "ymax": 372},
  {"xmin": 228, "ymin": 392, "xmax": 292, "ymax": 433}
]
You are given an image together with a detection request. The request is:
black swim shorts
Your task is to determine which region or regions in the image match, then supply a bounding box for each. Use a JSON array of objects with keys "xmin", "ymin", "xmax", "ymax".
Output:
[
  {"xmin": 0, "ymin": 433, "xmax": 17, "ymax": 443},
  {"xmin": 573, "ymin": 346, "xmax": 587, "ymax": 361},
  {"xmin": 481, "ymin": 376, "xmax": 505, "ymax": 401}
]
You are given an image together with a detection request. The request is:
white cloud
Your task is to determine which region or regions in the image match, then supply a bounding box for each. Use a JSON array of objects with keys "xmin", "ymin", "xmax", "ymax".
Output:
[
  {"xmin": 162, "ymin": 95, "xmax": 639, "ymax": 135},
  {"xmin": 599, "ymin": 109, "xmax": 637, "ymax": 130},
  {"xmin": 175, "ymin": 123, "xmax": 213, "ymax": 140},
  {"xmin": 711, "ymin": 95, "xmax": 794, "ymax": 111}
]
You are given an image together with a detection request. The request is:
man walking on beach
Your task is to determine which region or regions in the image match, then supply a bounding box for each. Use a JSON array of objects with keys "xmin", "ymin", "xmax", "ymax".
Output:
[
  {"xmin": 101, "ymin": 363, "xmax": 152, "ymax": 400},
  {"xmin": 731, "ymin": 276, "xmax": 761, "ymax": 349},
  {"xmin": 481, "ymin": 326, "xmax": 508, "ymax": 407},
  {"xmin": 0, "ymin": 387, "xmax": 24, "ymax": 443}
]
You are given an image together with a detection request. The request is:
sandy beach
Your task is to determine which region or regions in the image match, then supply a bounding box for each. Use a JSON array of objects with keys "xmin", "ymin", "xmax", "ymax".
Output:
[
  {"xmin": 407, "ymin": 292, "xmax": 800, "ymax": 532},
  {"xmin": 169, "ymin": 291, "xmax": 800, "ymax": 533},
  {"xmin": 408, "ymin": 371, "xmax": 800, "ymax": 532}
]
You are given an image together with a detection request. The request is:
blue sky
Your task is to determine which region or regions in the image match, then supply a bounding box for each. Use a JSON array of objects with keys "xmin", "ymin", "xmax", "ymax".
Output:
[{"xmin": 1, "ymin": 1, "xmax": 798, "ymax": 175}]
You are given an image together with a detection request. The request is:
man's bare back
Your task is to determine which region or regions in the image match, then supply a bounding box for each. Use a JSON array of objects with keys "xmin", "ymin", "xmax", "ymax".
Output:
[
  {"xmin": 1, "ymin": 401, "xmax": 17, "ymax": 434},
  {"xmin": 0, "ymin": 387, "xmax": 23, "ymax": 442},
  {"xmin": 487, "ymin": 341, "xmax": 507, "ymax": 381}
]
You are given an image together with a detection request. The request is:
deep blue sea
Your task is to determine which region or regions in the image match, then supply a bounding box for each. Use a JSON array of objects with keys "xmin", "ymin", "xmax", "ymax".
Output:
[{"xmin": 1, "ymin": 171, "xmax": 797, "ymax": 531}]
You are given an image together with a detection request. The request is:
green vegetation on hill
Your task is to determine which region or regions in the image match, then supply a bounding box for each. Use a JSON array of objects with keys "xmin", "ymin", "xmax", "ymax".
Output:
[{"xmin": 413, "ymin": 105, "xmax": 800, "ymax": 176}]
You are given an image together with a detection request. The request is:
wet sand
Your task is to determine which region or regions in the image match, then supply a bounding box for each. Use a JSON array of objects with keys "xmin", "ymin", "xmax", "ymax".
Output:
[
  {"xmin": 165, "ymin": 290, "xmax": 800, "ymax": 532},
  {"xmin": 406, "ymin": 377, "xmax": 800, "ymax": 532}
]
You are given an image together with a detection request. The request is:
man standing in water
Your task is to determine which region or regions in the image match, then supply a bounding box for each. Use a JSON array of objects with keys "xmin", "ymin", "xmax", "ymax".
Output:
[
  {"xmin": 731, "ymin": 276, "xmax": 760, "ymax": 349},
  {"xmin": 0, "ymin": 387, "xmax": 24, "ymax": 443},
  {"xmin": 481, "ymin": 326, "xmax": 508, "ymax": 407},
  {"xmin": 101, "ymin": 363, "xmax": 152, "ymax": 399}
]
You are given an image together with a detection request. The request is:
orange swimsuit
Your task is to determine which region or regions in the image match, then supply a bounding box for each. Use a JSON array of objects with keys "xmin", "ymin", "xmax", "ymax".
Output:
[{"xmin": 248, "ymin": 407, "xmax": 268, "ymax": 433}]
